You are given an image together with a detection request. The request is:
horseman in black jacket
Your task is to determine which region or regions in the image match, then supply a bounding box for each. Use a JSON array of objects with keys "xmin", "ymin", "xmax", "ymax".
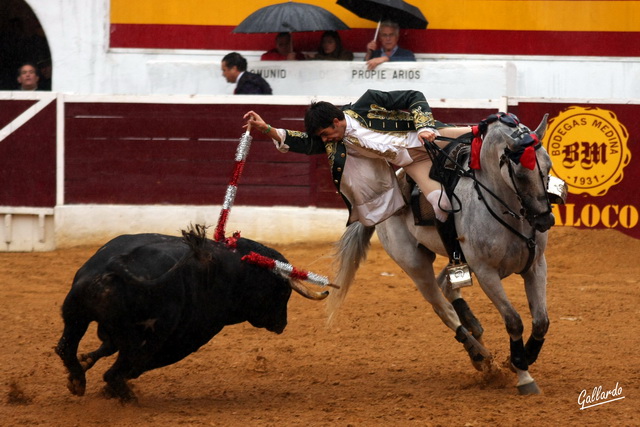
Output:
[
  {"xmin": 244, "ymin": 90, "xmax": 473, "ymax": 225},
  {"xmin": 221, "ymin": 52, "xmax": 272, "ymax": 95},
  {"xmin": 243, "ymin": 90, "xmax": 473, "ymax": 273}
]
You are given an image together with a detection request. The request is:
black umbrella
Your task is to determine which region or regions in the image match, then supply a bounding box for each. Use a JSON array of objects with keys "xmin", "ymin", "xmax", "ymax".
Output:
[
  {"xmin": 337, "ymin": 0, "xmax": 427, "ymax": 41},
  {"xmin": 233, "ymin": 2, "xmax": 350, "ymax": 33}
]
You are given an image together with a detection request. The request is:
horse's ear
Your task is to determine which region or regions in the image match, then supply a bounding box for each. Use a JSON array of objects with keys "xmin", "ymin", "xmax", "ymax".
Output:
[{"xmin": 534, "ymin": 113, "xmax": 549, "ymax": 141}]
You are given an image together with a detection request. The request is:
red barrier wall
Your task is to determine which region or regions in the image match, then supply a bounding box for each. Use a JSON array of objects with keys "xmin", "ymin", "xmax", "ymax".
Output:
[
  {"xmin": 0, "ymin": 100, "xmax": 56, "ymax": 207},
  {"xmin": 63, "ymin": 102, "xmax": 495, "ymax": 208},
  {"xmin": 2, "ymin": 96, "xmax": 637, "ymax": 239}
]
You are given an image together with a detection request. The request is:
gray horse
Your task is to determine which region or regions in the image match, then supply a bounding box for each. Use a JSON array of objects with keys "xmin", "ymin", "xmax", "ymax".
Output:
[{"xmin": 329, "ymin": 113, "xmax": 562, "ymax": 395}]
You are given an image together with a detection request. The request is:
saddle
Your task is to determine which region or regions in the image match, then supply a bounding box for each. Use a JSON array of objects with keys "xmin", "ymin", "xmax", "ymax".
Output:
[{"xmin": 410, "ymin": 140, "xmax": 471, "ymax": 226}]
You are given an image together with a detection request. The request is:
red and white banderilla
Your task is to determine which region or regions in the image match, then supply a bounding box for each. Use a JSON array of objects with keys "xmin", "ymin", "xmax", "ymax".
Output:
[{"xmin": 214, "ymin": 126, "xmax": 335, "ymax": 289}]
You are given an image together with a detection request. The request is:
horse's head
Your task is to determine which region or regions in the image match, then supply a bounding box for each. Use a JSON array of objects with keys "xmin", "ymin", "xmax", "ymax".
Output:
[{"xmin": 475, "ymin": 113, "xmax": 558, "ymax": 233}]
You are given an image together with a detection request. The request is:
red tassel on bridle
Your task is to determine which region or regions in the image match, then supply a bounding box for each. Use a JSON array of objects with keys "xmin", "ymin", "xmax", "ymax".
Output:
[
  {"xmin": 519, "ymin": 143, "xmax": 537, "ymax": 171},
  {"xmin": 470, "ymin": 124, "xmax": 483, "ymax": 170}
]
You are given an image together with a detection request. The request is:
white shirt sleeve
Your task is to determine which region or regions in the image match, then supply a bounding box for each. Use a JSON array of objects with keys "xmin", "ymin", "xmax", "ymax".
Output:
[{"xmin": 272, "ymin": 128, "xmax": 290, "ymax": 153}]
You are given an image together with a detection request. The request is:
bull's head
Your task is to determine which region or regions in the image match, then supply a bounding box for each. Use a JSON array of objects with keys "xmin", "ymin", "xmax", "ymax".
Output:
[{"xmin": 182, "ymin": 225, "xmax": 328, "ymax": 334}]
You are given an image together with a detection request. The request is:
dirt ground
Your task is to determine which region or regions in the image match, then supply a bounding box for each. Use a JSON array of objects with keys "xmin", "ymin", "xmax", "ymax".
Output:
[{"xmin": 1, "ymin": 226, "xmax": 638, "ymax": 426}]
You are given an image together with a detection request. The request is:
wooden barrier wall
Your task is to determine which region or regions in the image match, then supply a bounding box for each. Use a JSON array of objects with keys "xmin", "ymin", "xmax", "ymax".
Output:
[{"xmin": 1, "ymin": 93, "xmax": 638, "ymax": 248}]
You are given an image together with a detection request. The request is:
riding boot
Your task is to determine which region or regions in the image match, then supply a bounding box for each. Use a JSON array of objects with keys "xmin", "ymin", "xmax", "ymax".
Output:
[{"xmin": 436, "ymin": 215, "xmax": 473, "ymax": 289}]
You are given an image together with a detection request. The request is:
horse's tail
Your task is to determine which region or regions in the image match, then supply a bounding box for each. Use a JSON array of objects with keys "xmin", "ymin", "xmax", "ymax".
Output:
[{"xmin": 326, "ymin": 221, "xmax": 375, "ymax": 326}]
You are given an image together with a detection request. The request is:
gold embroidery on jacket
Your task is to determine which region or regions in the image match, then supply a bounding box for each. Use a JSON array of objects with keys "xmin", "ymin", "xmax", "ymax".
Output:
[
  {"xmin": 411, "ymin": 106, "xmax": 436, "ymax": 128},
  {"xmin": 367, "ymin": 104, "xmax": 412, "ymax": 121},
  {"xmin": 287, "ymin": 130, "xmax": 307, "ymax": 138},
  {"xmin": 325, "ymin": 141, "xmax": 337, "ymax": 170},
  {"xmin": 344, "ymin": 110, "xmax": 359, "ymax": 120}
]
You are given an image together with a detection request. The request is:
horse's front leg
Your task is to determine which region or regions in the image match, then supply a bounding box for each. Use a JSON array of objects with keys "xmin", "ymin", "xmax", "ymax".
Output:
[
  {"xmin": 436, "ymin": 268, "xmax": 485, "ymax": 342},
  {"xmin": 378, "ymin": 221, "xmax": 491, "ymax": 370},
  {"xmin": 522, "ymin": 255, "xmax": 550, "ymax": 366},
  {"xmin": 474, "ymin": 268, "xmax": 541, "ymax": 395}
]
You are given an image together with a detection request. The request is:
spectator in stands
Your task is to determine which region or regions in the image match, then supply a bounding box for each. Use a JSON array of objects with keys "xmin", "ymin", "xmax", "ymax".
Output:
[
  {"xmin": 37, "ymin": 58, "xmax": 52, "ymax": 91},
  {"xmin": 364, "ymin": 21, "xmax": 415, "ymax": 70},
  {"xmin": 307, "ymin": 31, "xmax": 354, "ymax": 61},
  {"xmin": 221, "ymin": 52, "xmax": 272, "ymax": 95},
  {"xmin": 261, "ymin": 32, "xmax": 305, "ymax": 61},
  {"xmin": 16, "ymin": 62, "xmax": 41, "ymax": 91}
]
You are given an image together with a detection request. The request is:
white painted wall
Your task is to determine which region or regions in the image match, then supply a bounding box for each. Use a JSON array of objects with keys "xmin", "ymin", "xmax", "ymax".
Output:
[
  {"xmin": 26, "ymin": 0, "xmax": 640, "ymax": 99},
  {"xmin": 54, "ymin": 205, "xmax": 348, "ymax": 247}
]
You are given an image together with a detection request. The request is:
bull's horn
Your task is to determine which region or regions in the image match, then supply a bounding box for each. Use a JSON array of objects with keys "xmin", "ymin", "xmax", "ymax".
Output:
[{"xmin": 290, "ymin": 280, "xmax": 329, "ymax": 300}]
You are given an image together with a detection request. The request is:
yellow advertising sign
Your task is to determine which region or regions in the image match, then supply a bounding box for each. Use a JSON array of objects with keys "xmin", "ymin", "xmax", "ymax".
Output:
[{"xmin": 544, "ymin": 107, "xmax": 631, "ymax": 197}]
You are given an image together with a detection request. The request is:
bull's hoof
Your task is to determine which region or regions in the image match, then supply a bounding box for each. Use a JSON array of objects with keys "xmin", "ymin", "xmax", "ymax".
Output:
[
  {"xmin": 66, "ymin": 377, "xmax": 86, "ymax": 396},
  {"xmin": 102, "ymin": 383, "xmax": 138, "ymax": 404},
  {"xmin": 78, "ymin": 354, "xmax": 96, "ymax": 371},
  {"xmin": 517, "ymin": 380, "xmax": 541, "ymax": 395}
]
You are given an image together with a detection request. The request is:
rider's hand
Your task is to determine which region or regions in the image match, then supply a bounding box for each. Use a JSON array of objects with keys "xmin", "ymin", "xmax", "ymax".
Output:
[
  {"xmin": 418, "ymin": 128, "xmax": 437, "ymax": 144},
  {"xmin": 243, "ymin": 111, "xmax": 267, "ymax": 133}
]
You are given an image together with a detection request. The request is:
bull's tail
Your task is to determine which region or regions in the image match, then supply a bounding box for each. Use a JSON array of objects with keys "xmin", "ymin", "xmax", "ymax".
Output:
[{"xmin": 326, "ymin": 222, "xmax": 375, "ymax": 326}]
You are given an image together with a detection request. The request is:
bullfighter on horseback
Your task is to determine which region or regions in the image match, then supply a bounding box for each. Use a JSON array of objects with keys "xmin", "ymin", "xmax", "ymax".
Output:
[{"xmin": 243, "ymin": 89, "xmax": 471, "ymax": 277}]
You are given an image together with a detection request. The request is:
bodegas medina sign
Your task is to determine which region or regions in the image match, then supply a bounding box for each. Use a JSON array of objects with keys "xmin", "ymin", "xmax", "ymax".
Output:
[
  {"xmin": 515, "ymin": 102, "xmax": 638, "ymax": 239},
  {"xmin": 509, "ymin": 100, "xmax": 640, "ymax": 239}
]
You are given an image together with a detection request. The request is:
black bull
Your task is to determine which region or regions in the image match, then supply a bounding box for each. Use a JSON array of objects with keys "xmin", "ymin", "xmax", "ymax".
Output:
[{"xmin": 55, "ymin": 226, "xmax": 327, "ymax": 402}]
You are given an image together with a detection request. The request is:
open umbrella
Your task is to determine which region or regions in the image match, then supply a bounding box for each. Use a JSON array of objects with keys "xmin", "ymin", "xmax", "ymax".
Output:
[
  {"xmin": 337, "ymin": 0, "xmax": 427, "ymax": 41},
  {"xmin": 233, "ymin": 2, "xmax": 350, "ymax": 33}
]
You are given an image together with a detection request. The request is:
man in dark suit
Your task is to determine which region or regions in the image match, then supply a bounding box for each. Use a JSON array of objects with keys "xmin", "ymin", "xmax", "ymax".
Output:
[{"xmin": 221, "ymin": 52, "xmax": 272, "ymax": 95}]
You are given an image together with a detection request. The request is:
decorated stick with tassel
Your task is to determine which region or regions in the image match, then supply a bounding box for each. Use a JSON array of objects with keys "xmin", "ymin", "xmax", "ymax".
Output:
[
  {"xmin": 241, "ymin": 251, "xmax": 338, "ymax": 289},
  {"xmin": 214, "ymin": 125, "xmax": 335, "ymax": 289},
  {"xmin": 214, "ymin": 128, "xmax": 252, "ymax": 242}
]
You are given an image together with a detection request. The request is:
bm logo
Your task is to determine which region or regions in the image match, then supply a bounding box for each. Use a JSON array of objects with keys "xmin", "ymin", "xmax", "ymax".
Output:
[{"xmin": 544, "ymin": 107, "xmax": 631, "ymax": 197}]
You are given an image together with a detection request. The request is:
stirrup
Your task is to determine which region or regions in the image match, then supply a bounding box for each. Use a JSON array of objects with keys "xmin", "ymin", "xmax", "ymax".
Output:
[{"xmin": 446, "ymin": 253, "xmax": 473, "ymax": 289}]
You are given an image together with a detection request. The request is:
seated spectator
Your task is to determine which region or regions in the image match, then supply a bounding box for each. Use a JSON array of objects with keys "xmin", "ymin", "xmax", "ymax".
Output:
[
  {"xmin": 37, "ymin": 58, "xmax": 52, "ymax": 91},
  {"xmin": 261, "ymin": 32, "xmax": 305, "ymax": 61},
  {"xmin": 364, "ymin": 21, "xmax": 415, "ymax": 70},
  {"xmin": 221, "ymin": 52, "xmax": 272, "ymax": 95},
  {"xmin": 16, "ymin": 62, "xmax": 41, "ymax": 91},
  {"xmin": 308, "ymin": 31, "xmax": 354, "ymax": 61}
]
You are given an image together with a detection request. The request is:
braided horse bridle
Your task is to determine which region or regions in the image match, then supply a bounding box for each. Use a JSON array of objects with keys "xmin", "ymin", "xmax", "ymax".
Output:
[{"xmin": 468, "ymin": 113, "xmax": 553, "ymax": 274}]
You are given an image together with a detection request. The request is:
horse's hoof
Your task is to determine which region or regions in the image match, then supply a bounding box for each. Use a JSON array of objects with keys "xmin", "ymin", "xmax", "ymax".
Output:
[
  {"xmin": 517, "ymin": 380, "xmax": 541, "ymax": 395},
  {"xmin": 471, "ymin": 357, "xmax": 492, "ymax": 372}
]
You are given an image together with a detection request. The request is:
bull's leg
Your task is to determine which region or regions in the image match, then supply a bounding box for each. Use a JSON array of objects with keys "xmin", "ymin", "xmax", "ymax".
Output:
[
  {"xmin": 78, "ymin": 324, "xmax": 117, "ymax": 371},
  {"xmin": 55, "ymin": 317, "xmax": 90, "ymax": 396},
  {"xmin": 102, "ymin": 353, "xmax": 137, "ymax": 403},
  {"xmin": 79, "ymin": 342, "xmax": 117, "ymax": 371},
  {"xmin": 101, "ymin": 318, "xmax": 178, "ymax": 403}
]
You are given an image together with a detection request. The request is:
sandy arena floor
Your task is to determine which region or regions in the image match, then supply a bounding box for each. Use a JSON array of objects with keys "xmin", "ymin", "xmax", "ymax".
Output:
[{"xmin": 1, "ymin": 226, "xmax": 638, "ymax": 426}]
